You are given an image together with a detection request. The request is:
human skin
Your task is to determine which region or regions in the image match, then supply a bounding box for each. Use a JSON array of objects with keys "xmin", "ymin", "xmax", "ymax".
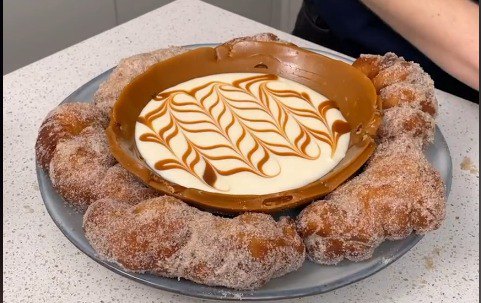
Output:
[{"xmin": 361, "ymin": 0, "xmax": 479, "ymax": 90}]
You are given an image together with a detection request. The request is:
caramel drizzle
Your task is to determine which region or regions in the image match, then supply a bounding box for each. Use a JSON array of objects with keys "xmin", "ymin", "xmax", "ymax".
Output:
[{"xmin": 137, "ymin": 74, "xmax": 350, "ymax": 190}]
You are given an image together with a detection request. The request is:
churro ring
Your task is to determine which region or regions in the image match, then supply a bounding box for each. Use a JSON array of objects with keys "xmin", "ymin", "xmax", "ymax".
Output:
[
  {"xmin": 35, "ymin": 35, "xmax": 447, "ymax": 290},
  {"xmin": 98, "ymin": 163, "xmax": 159, "ymax": 204},
  {"xmin": 354, "ymin": 53, "xmax": 437, "ymax": 116},
  {"xmin": 83, "ymin": 196, "xmax": 305, "ymax": 290},
  {"xmin": 36, "ymin": 35, "xmax": 308, "ymax": 290}
]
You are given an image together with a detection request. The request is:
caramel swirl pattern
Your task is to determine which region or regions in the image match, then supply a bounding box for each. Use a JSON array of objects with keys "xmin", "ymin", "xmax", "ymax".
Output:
[{"xmin": 137, "ymin": 73, "xmax": 350, "ymax": 191}]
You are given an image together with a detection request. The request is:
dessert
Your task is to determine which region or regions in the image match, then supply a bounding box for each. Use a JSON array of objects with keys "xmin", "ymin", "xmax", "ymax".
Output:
[
  {"xmin": 45, "ymin": 123, "xmax": 159, "ymax": 209},
  {"xmin": 135, "ymin": 73, "xmax": 351, "ymax": 195},
  {"xmin": 107, "ymin": 35, "xmax": 380, "ymax": 213},
  {"xmin": 94, "ymin": 46, "xmax": 188, "ymax": 117},
  {"xmin": 352, "ymin": 53, "xmax": 437, "ymax": 116},
  {"xmin": 35, "ymin": 103, "xmax": 108, "ymax": 170},
  {"xmin": 84, "ymin": 196, "xmax": 305, "ymax": 290},
  {"xmin": 98, "ymin": 163, "xmax": 160, "ymax": 204},
  {"xmin": 296, "ymin": 53, "xmax": 445, "ymax": 264},
  {"xmin": 49, "ymin": 126, "xmax": 115, "ymax": 208},
  {"xmin": 378, "ymin": 106, "xmax": 435, "ymax": 144},
  {"xmin": 297, "ymin": 136, "xmax": 445, "ymax": 264},
  {"xmin": 35, "ymin": 33, "xmax": 446, "ymax": 290}
]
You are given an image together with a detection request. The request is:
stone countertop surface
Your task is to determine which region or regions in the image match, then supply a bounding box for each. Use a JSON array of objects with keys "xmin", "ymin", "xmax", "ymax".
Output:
[{"xmin": 3, "ymin": 0, "xmax": 479, "ymax": 302}]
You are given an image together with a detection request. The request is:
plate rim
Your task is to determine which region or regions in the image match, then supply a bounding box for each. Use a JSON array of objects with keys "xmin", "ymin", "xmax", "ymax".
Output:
[{"xmin": 37, "ymin": 44, "xmax": 453, "ymax": 301}]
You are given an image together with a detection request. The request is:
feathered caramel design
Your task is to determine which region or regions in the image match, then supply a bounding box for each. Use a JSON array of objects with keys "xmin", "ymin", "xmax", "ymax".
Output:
[{"xmin": 137, "ymin": 74, "xmax": 350, "ymax": 190}]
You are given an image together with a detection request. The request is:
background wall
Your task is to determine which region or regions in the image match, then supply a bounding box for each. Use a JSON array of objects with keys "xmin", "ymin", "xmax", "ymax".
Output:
[{"xmin": 3, "ymin": 0, "xmax": 302, "ymax": 74}]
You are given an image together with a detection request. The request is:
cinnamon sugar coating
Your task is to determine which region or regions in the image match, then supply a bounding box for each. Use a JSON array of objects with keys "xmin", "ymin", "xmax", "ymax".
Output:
[
  {"xmin": 49, "ymin": 126, "xmax": 115, "ymax": 209},
  {"xmin": 83, "ymin": 196, "xmax": 305, "ymax": 290},
  {"xmin": 359, "ymin": 54, "xmax": 438, "ymax": 146},
  {"xmin": 35, "ymin": 35, "xmax": 446, "ymax": 285},
  {"xmin": 379, "ymin": 106, "xmax": 435, "ymax": 145},
  {"xmin": 297, "ymin": 137, "xmax": 445, "ymax": 264},
  {"xmin": 35, "ymin": 103, "xmax": 108, "ymax": 170},
  {"xmin": 48, "ymin": 126, "xmax": 160, "ymax": 209},
  {"xmin": 379, "ymin": 82, "xmax": 437, "ymax": 116},
  {"xmin": 99, "ymin": 164, "xmax": 160, "ymax": 204},
  {"xmin": 297, "ymin": 53, "xmax": 446, "ymax": 265},
  {"xmin": 354, "ymin": 53, "xmax": 437, "ymax": 117}
]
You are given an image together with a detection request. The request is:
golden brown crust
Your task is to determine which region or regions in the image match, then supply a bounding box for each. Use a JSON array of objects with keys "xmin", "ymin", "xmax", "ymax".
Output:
[
  {"xmin": 93, "ymin": 46, "xmax": 188, "ymax": 117},
  {"xmin": 351, "ymin": 52, "xmax": 400, "ymax": 80},
  {"xmin": 83, "ymin": 196, "xmax": 305, "ymax": 290},
  {"xmin": 371, "ymin": 61, "xmax": 419, "ymax": 91}
]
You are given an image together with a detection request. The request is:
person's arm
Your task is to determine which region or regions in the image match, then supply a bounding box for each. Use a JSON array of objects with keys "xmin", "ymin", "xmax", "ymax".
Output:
[{"xmin": 360, "ymin": 0, "xmax": 479, "ymax": 90}]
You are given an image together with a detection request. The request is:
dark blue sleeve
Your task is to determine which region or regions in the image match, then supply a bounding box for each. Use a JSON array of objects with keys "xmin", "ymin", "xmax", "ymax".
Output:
[
  {"xmin": 310, "ymin": 0, "xmax": 421, "ymax": 59},
  {"xmin": 303, "ymin": 0, "xmax": 479, "ymax": 102}
]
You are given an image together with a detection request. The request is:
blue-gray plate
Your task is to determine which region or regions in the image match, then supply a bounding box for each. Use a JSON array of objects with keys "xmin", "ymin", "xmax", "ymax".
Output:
[{"xmin": 36, "ymin": 45, "xmax": 452, "ymax": 301}]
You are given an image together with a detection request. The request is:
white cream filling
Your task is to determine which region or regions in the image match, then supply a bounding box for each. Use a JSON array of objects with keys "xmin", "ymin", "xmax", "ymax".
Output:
[{"xmin": 135, "ymin": 73, "xmax": 350, "ymax": 195}]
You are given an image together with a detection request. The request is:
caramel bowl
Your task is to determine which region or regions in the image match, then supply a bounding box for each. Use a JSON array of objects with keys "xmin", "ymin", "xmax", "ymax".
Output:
[{"xmin": 107, "ymin": 39, "xmax": 380, "ymax": 214}]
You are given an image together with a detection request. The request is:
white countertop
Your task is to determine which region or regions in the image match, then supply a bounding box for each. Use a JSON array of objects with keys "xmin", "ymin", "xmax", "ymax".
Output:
[{"xmin": 3, "ymin": 0, "xmax": 479, "ymax": 302}]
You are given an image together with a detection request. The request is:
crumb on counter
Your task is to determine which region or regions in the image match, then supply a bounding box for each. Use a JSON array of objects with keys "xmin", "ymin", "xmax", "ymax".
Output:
[{"xmin": 460, "ymin": 156, "xmax": 479, "ymax": 175}]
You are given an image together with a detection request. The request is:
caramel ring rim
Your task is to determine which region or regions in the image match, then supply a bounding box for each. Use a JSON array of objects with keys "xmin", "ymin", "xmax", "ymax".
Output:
[{"xmin": 107, "ymin": 41, "xmax": 380, "ymax": 214}]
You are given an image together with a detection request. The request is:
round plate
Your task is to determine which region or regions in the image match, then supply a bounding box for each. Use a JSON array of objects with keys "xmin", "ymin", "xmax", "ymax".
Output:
[{"xmin": 36, "ymin": 45, "xmax": 453, "ymax": 301}]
